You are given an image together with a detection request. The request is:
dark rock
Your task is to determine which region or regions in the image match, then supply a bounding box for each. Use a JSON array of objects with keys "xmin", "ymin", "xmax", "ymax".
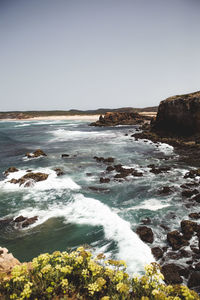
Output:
[
  {"xmin": 151, "ymin": 247, "xmax": 163, "ymax": 260},
  {"xmin": 150, "ymin": 166, "xmax": 171, "ymax": 174},
  {"xmin": 61, "ymin": 154, "xmax": 70, "ymax": 158},
  {"xmin": 153, "ymin": 91, "xmax": 200, "ymax": 136},
  {"xmin": 106, "ymin": 166, "xmax": 115, "ymax": 172},
  {"xmin": 88, "ymin": 186, "xmax": 109, "ymax": 193},
  {"xmin": 181, "ymin": 220, "xmax": 197, "ymax": 240},
  {"xmin": 4, "ymin": 167, "xmax": 19, "ymax": 176},
  {"xmin": 184, "ymin": 168, "xmax": 200, "ymax": 179},
  {"xmin": 9, "ymin": 172, "xmax": 49, "ymax": 186},
  {"xmin": 189, "ymin": 212, "xmax": 200, "ymax": 219},
  {"xmin": 194, "ymin": 262, "xmax": 200, "ymax": 271},
  {"xmin": 160, "ymin": 224, "xmax": 170, "ymax": 231},
  {"xmin": 14, "ymin": 216, "xmax": 27, "ymax": 223},
  {"xmin": 94, "ymin": 156, "xmax": 114, "ymax": 164},
  {"xmin": 167, "ymin": 230, "xmax": 189, "ymax": 250},
  {"xmin": 182, "ymin": 189, "xmax": 199, "ymax": 198},
  {"xmin": 26, "ymin": 149, "xmax": 47, "ymax": 158},
  {"xmin": 190, "ymin": 246, "xmax": 200, "ymax": 254},
  {"xmin": 136, "ymin": 226, "xmax": 154, "ymax": 244},
  {"xmin": 54, "ymin": 168, "xmax": 64, "ymax": 176},
  {"xmin": 158, "ymin": 186, "xmax": 173, "ymax": 195},
  {"xmin": 161, "ymin": 264, "xmax": 183, "ymax": 284},
  {"xmin": 90, "ymin": 112, "xmax": 147, "ymax": 127},
  {"xmin": 22, "ymin": 216, "xmax": 38, "ymax": 228},
  {"xmin": 132, "ymin": 171, "xmax": 143, "ymax": 177},
  {"xmin": 192, "ymin": 193, "xmax": 200, "ymax": 203},
  {"xmin": 99, "ymin": 177, "xmax": 110, "ymax": 184},
  {"xmin": 188, "ymin": 271, "xmax": 200, "ymax": 289}
]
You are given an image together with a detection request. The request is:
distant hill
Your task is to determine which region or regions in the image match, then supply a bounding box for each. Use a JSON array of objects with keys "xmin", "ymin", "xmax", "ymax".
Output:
[{"xmin": 0, "ymin": 106, "xmax": 158, "ymax": 119}]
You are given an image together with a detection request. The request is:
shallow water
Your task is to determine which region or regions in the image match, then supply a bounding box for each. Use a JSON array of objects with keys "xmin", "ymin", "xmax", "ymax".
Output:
[{"xmin": 0, "ymin": 120, "xmax": 196, "ymax": 274}]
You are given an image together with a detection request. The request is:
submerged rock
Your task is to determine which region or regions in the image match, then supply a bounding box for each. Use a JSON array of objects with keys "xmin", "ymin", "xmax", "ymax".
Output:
[
  {"xmin": 93, "ymin": 156, "xmax": 114, "ymax": 164},
  {"xmin": 99, "ymin": 177, "xmax": 110, "ymax": 184},
  {"xmin": 54, "ymin": 168, "xmax": 64, "ymax": 176},
  {"xmin": 136, "ymin": 226, "xmax": 154, "ymax": 244}
]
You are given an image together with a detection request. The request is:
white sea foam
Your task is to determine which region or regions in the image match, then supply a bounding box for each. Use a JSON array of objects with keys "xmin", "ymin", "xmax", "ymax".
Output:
[
  {"xmin": 127, "ymin": 198, "xmax": 171, "ymax": 211},
  {"xmin": 157, "ymin": 143, "xmax": 174, "ymax": 155},
  {"xmin": 15, "ymin": 194, "xmax": 154, "ymax": 273},
  {"xmin": 0, "ymin": 168, "xmax": 80, "ymax": 191},
  {"xmin": 50, "ymin": 129, "xmax": 116, "ymax": 141}
]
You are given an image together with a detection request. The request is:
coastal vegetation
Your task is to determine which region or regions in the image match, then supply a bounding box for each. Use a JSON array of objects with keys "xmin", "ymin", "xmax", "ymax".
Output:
[{"xmin": 0, "ymin": 247, "xmax": 199, "ymax": 300}]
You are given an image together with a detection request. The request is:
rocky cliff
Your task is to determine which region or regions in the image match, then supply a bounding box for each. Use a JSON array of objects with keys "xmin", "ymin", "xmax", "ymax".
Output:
[{"xmin": 153, "ymin": 91, "xmax": 200, "ymax": 136}]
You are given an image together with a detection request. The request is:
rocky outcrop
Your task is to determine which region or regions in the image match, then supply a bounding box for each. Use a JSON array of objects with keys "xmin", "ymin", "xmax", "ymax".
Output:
[
  {"xmin": 90, "ymin": 112, "xmax": 147, "ymax": 127},
  {"xmin": 4, "ymin": 167, "xmax": 19, "ymax": 176},
  {"xmin": 153, "ymin": 91, "xmax": 200, "ymax": 136},
  {"xmin": 0, "ymin": 247, "xmax": 20, "ymax": 273},
  {"xmin": 136, "ymin": 226, "xmax": 154, "ymax": 243},
  {"xmin": 26, "ymin": 149, "xmax": 47, "ymax": 158},
  {"xmin": 9, "ymin": 172, "xmax": 48, "ymax": 186}
]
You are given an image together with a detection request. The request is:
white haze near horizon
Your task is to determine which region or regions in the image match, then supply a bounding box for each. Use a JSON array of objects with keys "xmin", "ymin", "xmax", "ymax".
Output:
[{"xmin": 0, "ymin": 0, "xmax": 200, "ymax": 111}]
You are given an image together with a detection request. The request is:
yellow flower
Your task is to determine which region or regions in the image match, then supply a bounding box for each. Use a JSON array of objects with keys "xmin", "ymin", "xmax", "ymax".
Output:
[
  {"xmin": 60, "ymin": 265, "xmax": 73, "ymax": 274},
  {"xmin": 116, "ymin": 282, "xmax": 129, "ymax": 293},
  {"xmin": 41, "ymin": 264, "xmax": 52, "ymax": 274},
  {"xmin": 20, "ymin": 282, "xmax": 33, "ymax": 299},
  {"xmin": 61, "ymin": 278, "xmax": 69, "ymax": 290},
  {"xmin": 101, "ymin": 297, "xmax": 110, "ymax": 300},
  {"xmin": 76, "ymin": 255, "xmax": 83, "ymax": 264}
]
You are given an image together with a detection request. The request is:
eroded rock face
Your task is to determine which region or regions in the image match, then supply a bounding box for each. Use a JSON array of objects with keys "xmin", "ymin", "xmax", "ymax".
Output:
[
  {"xmin": 0, "ymin": 247, "xmax": 20, "ymax": 273},
  {"xmin": 90, "ymin": 112, "xmax": 146, "ymax": 127},
  {"xmin": 153, "ymin": 91, "xmax": 200, "ymax": 136}
]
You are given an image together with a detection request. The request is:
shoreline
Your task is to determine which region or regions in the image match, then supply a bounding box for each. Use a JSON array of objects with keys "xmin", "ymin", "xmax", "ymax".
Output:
[{"xmin": 0, "ymin": 114, "xmax": 101, "ymax": 122}]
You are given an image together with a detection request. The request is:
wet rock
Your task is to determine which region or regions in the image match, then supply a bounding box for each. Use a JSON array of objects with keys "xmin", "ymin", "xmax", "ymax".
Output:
[
  {"xmin": 182, "ymin": 189, "xmax": 199, "ymax": 198},
  {"xmin": 181, "ymin": 220, "xmax": 197, "ymax": 240},
  {"xmin": 158, "ymin": 186, "xmax": 173, "ymax": 195},
  {"xmin": 61, "ymin": 154, "xmax": 70, "ymax": 158},
  {"xmin": 180, "ymin": 182, "xmax": 199, "ymax": 189},
  {"xmin": 161, "ymin": 264, "xmax": 183, "ymax": 284},
  {"xmin": 94, "ymin": 156, "xmax": 114, "ymax": 164},
  {"xmin": 26, "ymin": 149, "xmax": 47, "ymax": 158},
  {"xmin": 184, "ymin": 169, "xmax": 200, "ymax": 179},
  {"xmin": 151, "ymin": 247, "xmax": 163, "ymax": 260},
  {"xmin": 99, "ymin": 177, "xmax": 110, "ymax": 184},
  {"xmin": 106, "ymin": 166, "xmax": 115, "ymax": 172},
  {"xmin": 192, "ymin": 193, "xmax": 200, "ymax": 203},
  {"xmin": 14, "ymin": 216, "xmax": 27, "ymax": 223},
  {"xmin": 188, "ymin": 272, "xmax": 200, "ymax": 289},
  {"xmin": 4, "ymin": 167, "xmax": 19, "ymax": 176},
  {"xmin": 194, "ymin": 262, "xmax": 200, "ymax": 271},
  {"xmin": 190, "ymin": 246, "xmax": 200, "ymax": 254},
  {"xmin": 132, "ymin": 170, "xmax": 143, "ymax": 177},
  {"xmin": 9, "ymin": 172, "xmax": 49, "ymax": 186},
  {"xmin": 86, "ymin": 173, "xmax": 92, "ymax": 176},
  {"xmin": 22, "ymin": 216, "xmax": 38, "ymax": 228},
  {"xmin": 0, "ymin": 247, "xmax": 20, "ymax": 273},
  {"xmin": 136, "ymin": 226, "xmax": 154, "ymax": 244},
  {"xmin": 54, "ymin": 168, "xmax": 64, "ymax": 176},
  {"xmin": 0, "ymin": 218, "xmax": 13, "ymax": 228},
  {"xmin": 160, "ymin": 224, "xmax": 170, "ymax": 231},
  {"xmin": 167, "ymin": 230, "xmax": 189, "ymax": 250},
  {"xmin": 189, "ymin": 212, "xmax": 200, "ymax": 219},
  {"xmin": 149, "ymin": 166, "xmax": 171, "ymax": 174}
]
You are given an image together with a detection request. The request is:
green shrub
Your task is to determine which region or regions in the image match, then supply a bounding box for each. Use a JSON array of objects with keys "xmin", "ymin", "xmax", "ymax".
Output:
[{"xmin": 0, "ymin": 247, "xmax": 199, "ymax": 299}]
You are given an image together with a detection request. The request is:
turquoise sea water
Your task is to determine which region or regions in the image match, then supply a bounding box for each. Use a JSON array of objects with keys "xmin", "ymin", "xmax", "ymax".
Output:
[{"xmin": 0, "ymin": 119, "xmax": 194, "ymax": 274}]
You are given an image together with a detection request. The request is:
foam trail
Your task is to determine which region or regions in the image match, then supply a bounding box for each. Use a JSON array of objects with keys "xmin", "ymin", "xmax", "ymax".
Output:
[
  {"xmin": 127, "ymin": 198, "xmax": 171, "ymax": 211},
  {"xmin": 16, "ymin": 194, "xmax": 154, "ymax": 273}
]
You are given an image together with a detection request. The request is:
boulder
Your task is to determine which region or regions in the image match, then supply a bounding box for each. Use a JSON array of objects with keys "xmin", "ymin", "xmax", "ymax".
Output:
[
  {"xmin": 153, "ymin": 91, "xmax": 200, "ymax": 136},
  {"xmin": 99, "ymin": 177, "xmax": 110, "ymax": 184},
  {"xmin": 188, "ymin": 272, "xmax": 200, "ymax": 289},
  {"xmin": 136, "ymin": 226, "xmax": 154, "ymax": 243},
  {"xmin": 182, "ymin": 189, "xmax": 199, "ymax": 198},
  {"xmin": 158, "ymin": 186, "xmax": 173, "ymax": 195},
  {"xmin": 54, "ymin": 168, "xmax": 64, "ymax": 176},
  {"xmin": 181, "ymin": 220, "xmax": 197, "ymax": 240},
  {"xmin": 94, "ymin": 156, "xmax": 114, "ymax": 164},
  {"xmin": 151, "ymin": 247, "xmax": 163, "ymax": 260},
  {"xmin": 22, "ymin": 216, "xmax": 38, "ymax": 228},
  {"xmin": 167, "ymin": 230, "xmax": 189, "ymax": 250},
  {"xmin": 184, "ymin": 168, "xmax": 200, "ymax": 179},
  {"xmin": 189, "ymin": 212, "xmax": 200, "ymax": 219},
  {"xmin": 61, "ymin": 154, "xmax": 70, "ymax": 158},
  {"xmin": 4, "ymin": 167, "xmax": 19, "ymax": 176},
  {"xmin": 161, "ymin": 264, "xmax": 183, "ymax": 284},
  {"xmin": 26, "ymin": 149, "xmax": 47, "ymax": 158},
  {"xmin": 9, "ymin": 172, "xmax": 48, "ymax": 186}
]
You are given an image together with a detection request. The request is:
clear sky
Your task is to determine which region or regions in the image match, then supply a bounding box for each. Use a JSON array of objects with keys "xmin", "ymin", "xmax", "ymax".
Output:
[{"xmin": 0, "ymin": 0, "xmax": 200, "ymax": 111}]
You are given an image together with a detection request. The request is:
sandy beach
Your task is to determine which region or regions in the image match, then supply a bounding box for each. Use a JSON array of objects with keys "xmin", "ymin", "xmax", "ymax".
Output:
[{"xmin": 0, "ymin": 115, "xmax": 101, "ymax": 122}]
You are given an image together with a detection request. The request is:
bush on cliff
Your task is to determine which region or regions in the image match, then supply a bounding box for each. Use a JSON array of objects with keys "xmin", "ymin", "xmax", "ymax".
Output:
[{"xmin": 0, "ymin": 247, "xmax": 199, "ymax": 300}]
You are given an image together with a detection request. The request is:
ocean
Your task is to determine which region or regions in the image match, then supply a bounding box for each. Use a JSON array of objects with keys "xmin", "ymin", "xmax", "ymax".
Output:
[{"xmin": 0, "ymin": 119, "xmax": 192, "ymax": 275}]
